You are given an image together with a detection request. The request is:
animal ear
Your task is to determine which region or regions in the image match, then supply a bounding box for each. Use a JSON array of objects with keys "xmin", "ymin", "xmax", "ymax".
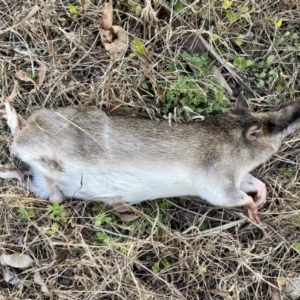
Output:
[
  {"xmin": 246, "ymin": 124, "xmax": 263, "ymax": 140},
  {"xmin": 234, "ymin": 91, "xmax": 249, "ymax": 114}
]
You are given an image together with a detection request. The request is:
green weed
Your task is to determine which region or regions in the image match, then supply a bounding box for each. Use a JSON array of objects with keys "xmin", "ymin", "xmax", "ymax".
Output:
[
  {"xmin": 17, "ymin": 206, "xmax": 35, "ymax": 221},
  {"xmin": 164, "ymin": 52, "xmax": 228, "ymax": 116},
  {"xmin": 47, "ymin": 203, "xmax": 70, "ymax": 234},
  {"xmin": 152, "ymin": 258, "xmax": 171, "ymax": 274},
  {"xmin": 95, "ymin": 214, "xmax": 113, "ymax": 226},
  {"xmin": 278, "ymin": 169, "xmax": 292, "ymax": 179},
  {"xmin": 96, "ymin": 232, "xmax": 111, "ymax": 245}
]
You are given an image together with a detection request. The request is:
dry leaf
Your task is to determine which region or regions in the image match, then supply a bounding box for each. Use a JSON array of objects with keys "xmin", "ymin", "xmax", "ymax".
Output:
[
  {"xmin": 34, "ymin": 272, "xmax": 50, "ymax": 295},
  {"xmin": 15, "ymin": 59, "xmax": 47, "ymax": 88},
  {"xmin": 112, "ymin": 211, "xmax": 140, "ymax": 222},
  {"xmin": 100, "ymin": 0, "xmax": 128, "ymax": 59},
  {"xmin": 210, "ymin": 65, "xmax": 233, "ymax": 96},
  {"xmin": 278, "ymin": 277, "xmax": 300, "ymax": 300},
  {"xmin": 101, "ymin": 0, "xmax": 113, "ymax": 30},
  {"xmin": 15, "ymin": 68, "xmax": 36, "ymax": 86},
  {"xmin": 284, "ymin": 0, "xmax": 299, "ymax": 7},
  {"xmin": 55, "ymin": 249, "xmax": 70, "ymax": 264},
  {"xmin": 0, "ymin": 253, "xmax": 34, "ymax": 269},
  {"xmin": 112, "ymin": 202, "xmax": 133, "ymax": 213},
  {"xmin": 36, "ymin": 60, "xmax": 47, "ymax": 88},
  {"xmin": 38, "ymin": 249, "xmax": 70, "ymax": 266},
  {"xmin": 111, "ymin": 202, "xmax": 140, "ymax": 221},
  {"xmin": 2, "ymin": 266, "xmax": 21, "ymax": 287},
  {"xmin": 100, "ymin": 26, "xmax": 128, "ymax": 59}
]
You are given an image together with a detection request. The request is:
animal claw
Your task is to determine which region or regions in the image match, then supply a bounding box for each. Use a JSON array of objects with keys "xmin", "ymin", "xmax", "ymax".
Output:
[{"xmin": 245, "ymin": 202, "xmax": 262, "ymax": 224}]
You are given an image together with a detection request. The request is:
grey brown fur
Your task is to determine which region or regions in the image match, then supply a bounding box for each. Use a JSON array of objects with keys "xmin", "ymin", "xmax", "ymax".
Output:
[{"xmin": 1, "ymin": 95, "xmax": 300, "ymax": 223}]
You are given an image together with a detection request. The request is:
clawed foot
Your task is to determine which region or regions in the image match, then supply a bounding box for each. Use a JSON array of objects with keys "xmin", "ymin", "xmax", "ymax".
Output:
[
  {"xmin": 245, "ymin": 202, "xmax": 262, "ymax": 224},
  {"xmin": 240, "ymin": 174, "xmax": 267, "ymax": 220}
]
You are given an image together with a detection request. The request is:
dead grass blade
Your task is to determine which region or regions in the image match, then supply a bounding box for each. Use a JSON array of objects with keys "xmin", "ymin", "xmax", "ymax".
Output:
[
  {"xmin": 5, "ymin": 80, "xmax": 18, "ymax": 103},
  {"xmin": 0, "ymin": 5, "xmax": 39, "ymax": 35},
  {"xmin": 33, "ymin": 272, "xmax": 50, "ymax": 295},
  {"xmin": 159, "ymin": 3, "xmax": 256, "ymax": 95}
]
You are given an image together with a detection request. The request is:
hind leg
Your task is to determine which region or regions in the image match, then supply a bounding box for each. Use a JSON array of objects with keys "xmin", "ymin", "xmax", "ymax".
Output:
[
  {"xmin": 0, "ymin": 100, "xmax": 27, "ymax": 136},
  {"xmin": 240, "ymin": 173, "xmax": 267, "ymax": 210},
  {"xmin": 195, "ymin": 178, "xmax": 262, "ymax": 223}
]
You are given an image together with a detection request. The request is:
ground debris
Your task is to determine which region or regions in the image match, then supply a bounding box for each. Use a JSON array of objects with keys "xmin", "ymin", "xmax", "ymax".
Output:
[{"xmin": 100, "ymin": 0, "xmax": 128, "ymax": 60}]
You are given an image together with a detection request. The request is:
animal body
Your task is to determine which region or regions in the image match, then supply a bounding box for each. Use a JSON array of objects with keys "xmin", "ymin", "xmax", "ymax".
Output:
[{"xmin": 1, "ymin": 95, "xmax": 300, "ymax": 223}]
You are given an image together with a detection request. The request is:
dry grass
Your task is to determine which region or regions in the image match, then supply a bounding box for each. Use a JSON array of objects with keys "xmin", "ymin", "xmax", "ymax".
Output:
[{"xmin": 0, "ymin": 0, "xmax": 300, "ymax": 299}]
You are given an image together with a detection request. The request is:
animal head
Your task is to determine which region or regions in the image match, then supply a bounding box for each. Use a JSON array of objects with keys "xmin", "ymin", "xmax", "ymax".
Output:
[{"xmin": 233, "ymin": 93, "xmax": 300, "ymax": 145}]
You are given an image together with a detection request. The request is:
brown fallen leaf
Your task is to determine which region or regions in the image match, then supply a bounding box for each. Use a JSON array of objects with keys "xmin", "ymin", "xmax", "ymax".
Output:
[
  {"xmin": 15, "ymin": 61, "xmax": 36, "ymax": 87},
  {"xmin": 0, "ymin": 253, "xmax": 34, "ymax": 269},
  {"xmin": 15, "ymin": 59, "xmax": 47, "ymax": 88},
  {"xmin": 100, "ymin": 0, "xmax": 128, "ymax": 59},
  {"xmin": 16, "ymin": 69, "xmax": 36, "ymax": 86},
  {"xmin": 210, "ymin": 65, "xmax": 233, "ymax": 96},
  {"xmin": 110, "ymin": 202, "xmax": 140, "ymax": 221},
  {"xmin": 101, "ymin": 0, "xmax": 113, "ymax": 30},
  {"xmin": 38, "ymin": 249, "xmax": 70, "ymax": 266},
  {"xmin": 55, "ymin": 249, "xmax": 70, "ymax": 264},
  {"xmin": 111, "ymin": 202, "xmax": 134, "ymax": 213},
  {"xmin": 112, "ymin": 211, "xmax": 140, "ymax": 222},
  {"xmin": 284, "ymin": 0, "xmax": 299, "ymax": 7}
]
